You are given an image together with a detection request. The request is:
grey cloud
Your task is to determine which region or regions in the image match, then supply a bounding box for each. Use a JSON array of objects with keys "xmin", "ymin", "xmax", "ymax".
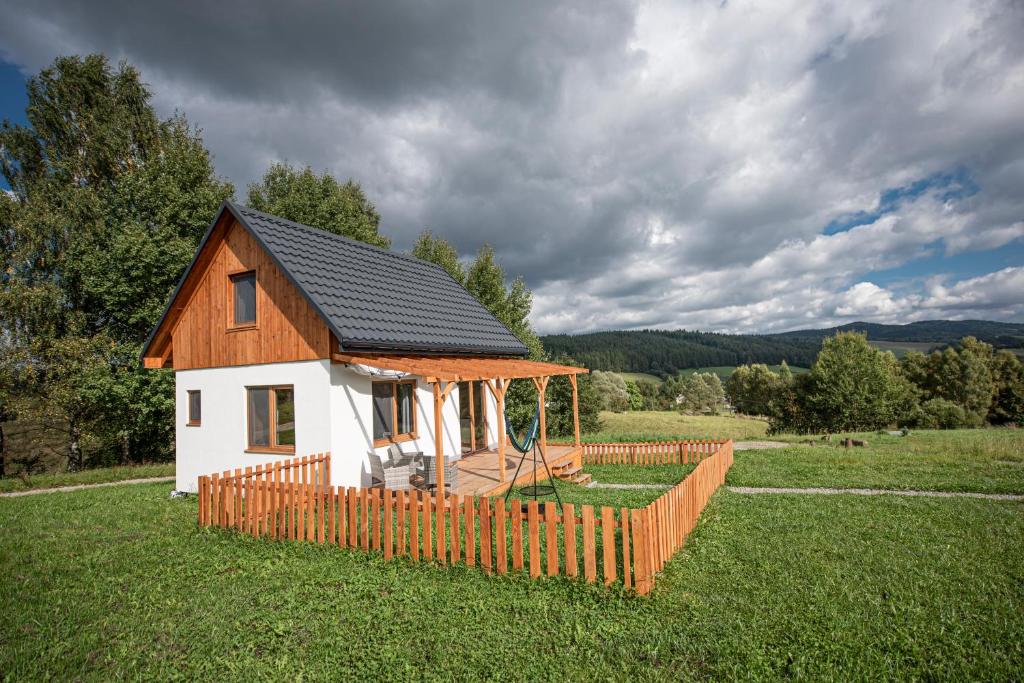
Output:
[{"xmin": 0, "ymin": 0, "xmax": 1022, "ymax": 334}]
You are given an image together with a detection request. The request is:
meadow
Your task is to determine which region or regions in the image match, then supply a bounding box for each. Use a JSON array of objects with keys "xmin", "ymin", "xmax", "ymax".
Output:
[
  {"xmin": 590, "ymin": 411, "xmax": 770, "ymax": 442},
  {"xmin": 2, "ymin": 427, "xmax": 1021, "ymax": 679}
]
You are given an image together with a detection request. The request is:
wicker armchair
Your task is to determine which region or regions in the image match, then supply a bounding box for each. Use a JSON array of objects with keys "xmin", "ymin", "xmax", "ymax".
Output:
[
  {"xmin": 420, "ymin": 455, "xmax": 458, "ymax": 492},
  {"xmin": 368, "ymin": 450, "xmax": 421, "ymax": 490}
]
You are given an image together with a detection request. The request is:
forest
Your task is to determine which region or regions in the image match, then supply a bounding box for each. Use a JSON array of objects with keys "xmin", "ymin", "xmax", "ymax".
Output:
[{"xmin": 541, "ymin": 329, "xmax": 821, "ymax": 376}]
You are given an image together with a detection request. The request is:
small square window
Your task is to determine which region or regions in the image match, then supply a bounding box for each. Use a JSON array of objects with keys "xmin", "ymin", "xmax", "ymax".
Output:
[
  {"xmin": 231, "ymin": 271, "xmax": 256, "ymax": 326},
  {"xmin": 187, "ymin": 390, "xmax": 201, "ymax": 426}
]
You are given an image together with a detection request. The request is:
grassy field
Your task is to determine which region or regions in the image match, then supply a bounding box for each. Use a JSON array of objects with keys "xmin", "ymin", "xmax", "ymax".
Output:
[
  {"xmin": 0, "ymin": 463, "xmax": 175, "ymax": 494},
  {"xmin": 677, "ymin": 364, "xmax": 808, "ymax": 380},
  {"xmin": 4, "ymin": 430, "xmax": 1023, "ymax": 678},
  {"xmin": 732, "ymin": 429, "xmax": 1024, "ymax": 494},
  {"xmin": 2, "ymin": 477, "xmax": 1021, "ymax": 679},
  {"xmin": 590, "ymin": 411, "xmax": 769, "ymax": 442}
]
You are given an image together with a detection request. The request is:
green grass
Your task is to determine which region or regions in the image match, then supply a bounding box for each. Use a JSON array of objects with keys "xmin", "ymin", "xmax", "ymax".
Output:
[
  {"xmin": 612, "ymin": 371, "xmax": 664, "ymax": 385},
  {"xmin": 2, "ymin": 483, "xmax": 1021, "ymax": 679},
  {"xmin": 589, "ymin": 410, "xmax": 769, "ymax": 442},
  {"xmin": 0, "ymin": 463, "xmax": 175, "ymax": 494},
  {"xmin": 731, "ymin": 429, "xmax": 1024, "ymax": 494},
  {"xmin": 584, "ymin": 463, "xmax": 695, "ymax": 485}
]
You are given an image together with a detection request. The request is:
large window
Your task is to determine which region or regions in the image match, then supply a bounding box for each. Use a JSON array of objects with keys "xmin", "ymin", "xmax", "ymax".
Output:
[
  {"xmin": 247, "ymin": 385, "xmax": 295, "ymax": 452},
  {"xmin": 372, "ymin": 380, "xmax": 416, "ymax": 445},
  {"xmin": 230, "ymin": 270, "xmax": 257, "ymax": 326},
  {"xmin": 187, "ymin": 390, "xmax": 201, "ymax": 426}
]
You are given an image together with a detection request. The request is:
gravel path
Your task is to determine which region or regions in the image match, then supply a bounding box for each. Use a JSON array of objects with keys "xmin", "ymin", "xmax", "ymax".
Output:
[
  {"xmin": 0, "ymin": 477, "xmax": 175, "ymax": 498},
  {"xmin": 727, "ymin": 486, "xmax": 1024, "ymax": 501}
]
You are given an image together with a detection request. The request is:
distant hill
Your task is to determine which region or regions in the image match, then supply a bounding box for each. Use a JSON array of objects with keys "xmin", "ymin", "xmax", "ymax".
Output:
[
  {"xmin": 542, "ymin": 320, "xmax": 1024, "ymax": 376},
  {"xmin": 542, "ymin": 329, "xmax": 821, "ymax": 377},
  {"xmin": 774, "ymin": 320, "xmax": 1024, "ymax": 349}
]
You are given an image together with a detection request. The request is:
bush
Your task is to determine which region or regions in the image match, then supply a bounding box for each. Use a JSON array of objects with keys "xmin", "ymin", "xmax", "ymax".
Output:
[{"xmin": 909, "ymin": 399, "xmax": 968, "ymax": 429}]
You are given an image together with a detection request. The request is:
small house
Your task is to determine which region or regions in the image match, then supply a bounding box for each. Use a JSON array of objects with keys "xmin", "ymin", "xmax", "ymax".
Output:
[{"xmin": 142, "ymin": 202, "xmax": 585, "ymax": 495}]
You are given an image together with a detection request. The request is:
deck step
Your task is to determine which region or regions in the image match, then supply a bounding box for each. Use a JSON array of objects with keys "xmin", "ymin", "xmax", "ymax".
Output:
[
  {"xmin": 551, "ymin": 461, "xmax": 574, "ymax": 472},
  {"xmin": 555, "ymin": 465, "xmax": 583, "ymax": 479},
  {"xmin": 570, "ymin": 472, "xmax": 592, "ymax": 485}
]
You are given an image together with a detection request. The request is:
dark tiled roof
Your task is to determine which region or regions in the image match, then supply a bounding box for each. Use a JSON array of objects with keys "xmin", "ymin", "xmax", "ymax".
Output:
[{"xmin": 231, "ymin": 203, "xmax": 529, "ymax": 356}]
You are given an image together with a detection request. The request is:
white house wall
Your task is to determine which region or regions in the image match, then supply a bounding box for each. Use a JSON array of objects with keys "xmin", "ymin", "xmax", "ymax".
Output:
[
  {"xmin": 175, "ymin": 360, "xmax": 463, "ymax": 492},
  {"xmin": 174, "ymin": 359, "xmax": 333, "ymax": 493},
  {"xmin": 328, "ymin": 364, "xmax": 461, "ymax": 488}
]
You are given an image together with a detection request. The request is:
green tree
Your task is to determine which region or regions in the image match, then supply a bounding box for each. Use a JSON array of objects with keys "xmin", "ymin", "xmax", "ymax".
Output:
[
  {"xmin": 411, "ymin": 230, "xmax": 466, "ymax": 284},
  {"xmin": 726, "ymin": 364, "xmax": 787, "ymax": 416},
  {"xmin": 465, "ymin": 246, "xmax": 543, "ymax": 359},
  {"xmin": 544, "ymin": 357, "xmax": 601, "ymax": 436},
  {"xmin": 797, "ymin": 333, "xmax": 916, "ymax": 433},
  {"xmin": 989, "ymin": 350, "xmax": 1024, "ymax": 425},
  {"xmin": 590, "ymin": 371, "xmax": 630, "ymax": 412},
  {"xmin": 246, "ymin": 162, "xmax": 390, "ymax": 248},
  {"xmin": 625, "ymin": 380, "xmax": 645, "ymax": 411},
  {"xmin": 0, "ymin": 55, "xmax": 232, "ymax": 469},
  {"xmin": 678, "ymin": 372, "xmax": 726, "ymax": 414}
]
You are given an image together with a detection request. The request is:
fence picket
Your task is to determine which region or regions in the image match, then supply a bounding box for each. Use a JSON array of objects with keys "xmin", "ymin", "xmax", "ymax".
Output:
[
  {"xmin": 383, "ymin": 488, "xmax": 393, "ymax": 559},
  {"xmin": 602, "ymin": 507, "xmax": 616, "ymax": 586},
  {"xmin": 409, "ymin": 489, "xmax": 420, "ymax": 561},
  {"xmin": 396, "ymin": 490, "xmax": 406, "ymax": 557},
  {"xmin": 495, "ymin": 501, "xmax": 507, "ymax": 575},
  {"xmin": 544, "ymin": 502, "xmax": 558, "ymax": 577},
  {"xmin": 449, "ymin": 494, "xmax": 460, "ymax": 565},
  {"xmin": 582, "ymin": 505, "xmax": 597, "ymax": 583},
  {"xmin": 479, "ymin": 497, "xmax": 491, "ymax": 573},
  {"xmin": 563, "ymin": 503, "xmax": 577, "ymax": 578},
  {"xmin": 464, "ymin": 495, "xmax": 476, "ymax": 567},
  {"xmin": 511, "ymin": 500, "xmax": 524, "ymax": 572}
]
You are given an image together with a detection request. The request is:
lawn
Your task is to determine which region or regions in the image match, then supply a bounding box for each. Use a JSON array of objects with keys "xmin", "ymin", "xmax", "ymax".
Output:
[
  {"xmin": 589, "ymin": 411, "xmax": 769, "ymax": 442},
  {"xmin": 2, "ymin": 482, "xmax": 1020, "ymax": 679},
  {"xmin": 730, "ymin": 429, "xmax": 1024, "ymax": 494},
  {"xmin": 0, "ymin": 462, "xmax": 175, "ymax": 494}
]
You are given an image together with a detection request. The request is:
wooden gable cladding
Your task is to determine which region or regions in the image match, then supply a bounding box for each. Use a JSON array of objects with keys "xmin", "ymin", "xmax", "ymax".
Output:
[{"xmin": 147, "ymin": 217, "xmax": 332, "ymax": 370}]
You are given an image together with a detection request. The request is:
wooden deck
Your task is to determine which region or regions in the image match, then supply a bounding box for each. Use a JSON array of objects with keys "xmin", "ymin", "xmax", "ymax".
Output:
[{"xmin": 454, "ymin": 444, "xmax": 581, "ymax": 497}]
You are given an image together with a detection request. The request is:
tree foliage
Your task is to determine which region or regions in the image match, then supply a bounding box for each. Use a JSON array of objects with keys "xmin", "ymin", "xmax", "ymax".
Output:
[
  {"xmin": 411, "ymin": 230, "xmax": 466, "ymax": 284},
  {"xmin": 589, "ymin": 371, "xmax": 630, "ymax": 413},
  {"xmin": 246, "ymin": 162, "xmax": 390, "ymax": 248},
  {"xmin": 774, "ymin": 333, "xmax": 915, "ymax": 433},
  {"xmin": 0, "ymin": 55, "xmax": 232, "ymax": 469},
  {"xmin": 726, "ymin": 364, "xmax": 789, "ymax": 416}
]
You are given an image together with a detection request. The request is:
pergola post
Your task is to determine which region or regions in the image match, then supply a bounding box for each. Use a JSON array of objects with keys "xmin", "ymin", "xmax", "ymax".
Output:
[
  {"xmin": 431, "ymin": 380, "xmax": 456, "ymax": 562},
  {"xmin": 532, "ymin": 376, "xmax": 550, "ymax": 459},
  {"xmin": 484, "ymin": 378, "xmax": 509, "ymax": 483},
  {"xmin": 569, "ymin": 374, "xmax": 581, "ymax": 447}
]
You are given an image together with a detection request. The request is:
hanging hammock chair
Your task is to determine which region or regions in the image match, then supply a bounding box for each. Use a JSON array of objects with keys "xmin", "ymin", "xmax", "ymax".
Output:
[
  {"xmin": 503, "ymin": 394, "xmax": 562, "ymax": 510},
  {"xmin": 504, "ymin": 398, "xmax": 541, "ymax": 453}
]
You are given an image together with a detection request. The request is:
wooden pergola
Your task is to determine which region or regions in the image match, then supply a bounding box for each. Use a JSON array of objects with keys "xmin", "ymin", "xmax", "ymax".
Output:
[{"xmin": 332, "ymin": 353, "xmax": 588, "ymax": 493}]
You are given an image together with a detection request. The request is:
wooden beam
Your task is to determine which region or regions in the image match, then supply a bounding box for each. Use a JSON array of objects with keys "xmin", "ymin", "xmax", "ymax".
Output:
[
  {"xmin": 569, "ymin": 374, "xmax": 580, "ymax": 447},
  {"xmin": 468, "ymin": 380, "xmax": 475, "ymax": 452},
  {"xmin": 531, "ymin": 376, "xmax": 549, "ymax": 461},
  {"xmin": 432, "ymin": 381, "xmax": 447, "ymax": 496}
]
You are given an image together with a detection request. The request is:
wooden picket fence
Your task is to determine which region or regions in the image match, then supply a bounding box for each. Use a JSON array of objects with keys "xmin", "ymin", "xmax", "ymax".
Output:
[
  {"xmin": 556, "ymin": 439, "xmax": 727, "ymax": 465},
  {"xmin": 196, "ymin": 441, "xmax": 733, "ymax": 595}
]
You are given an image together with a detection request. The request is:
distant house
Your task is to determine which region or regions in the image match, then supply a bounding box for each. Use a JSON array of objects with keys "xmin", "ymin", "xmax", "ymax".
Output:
[{"xmin": 142, "ymin": 202, "xmax": 585, "ymax": 494}]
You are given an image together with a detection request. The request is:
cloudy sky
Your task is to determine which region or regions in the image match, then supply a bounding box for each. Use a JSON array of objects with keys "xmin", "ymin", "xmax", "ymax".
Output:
[{"xmin": 1, "ymin": 0, "xmax": 1022, "ymax": 335}]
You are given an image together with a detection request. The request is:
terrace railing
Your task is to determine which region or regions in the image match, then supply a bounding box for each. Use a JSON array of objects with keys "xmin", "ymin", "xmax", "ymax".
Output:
[{"xmin": 195, "ymin": 441, "xmax": 734, "ymax": 595}]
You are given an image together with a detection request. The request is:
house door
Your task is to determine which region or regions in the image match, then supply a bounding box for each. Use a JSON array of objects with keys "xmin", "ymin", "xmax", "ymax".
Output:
[{"xmin": 459, "ymin": 381, "xmax": 488, "ymax": 453}]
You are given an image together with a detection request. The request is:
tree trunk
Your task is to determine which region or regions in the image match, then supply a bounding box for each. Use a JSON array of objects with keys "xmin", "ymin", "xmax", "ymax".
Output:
[
  {"xmin": 121, "ymin": 435, "xmax": 131, "ymax": 465},
  {"xmin": 0, "ymin": 422, "xmax": 6, "ymax": 479},
  {"xmin": 68, "ymin": 423, "xmax": 83, "ymax": 472}
]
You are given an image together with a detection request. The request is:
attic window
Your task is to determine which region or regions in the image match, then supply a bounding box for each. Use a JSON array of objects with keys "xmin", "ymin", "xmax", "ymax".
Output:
[{"xmin": 230, "ymin": 271, "xmax": 256, "ymax": 326}]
